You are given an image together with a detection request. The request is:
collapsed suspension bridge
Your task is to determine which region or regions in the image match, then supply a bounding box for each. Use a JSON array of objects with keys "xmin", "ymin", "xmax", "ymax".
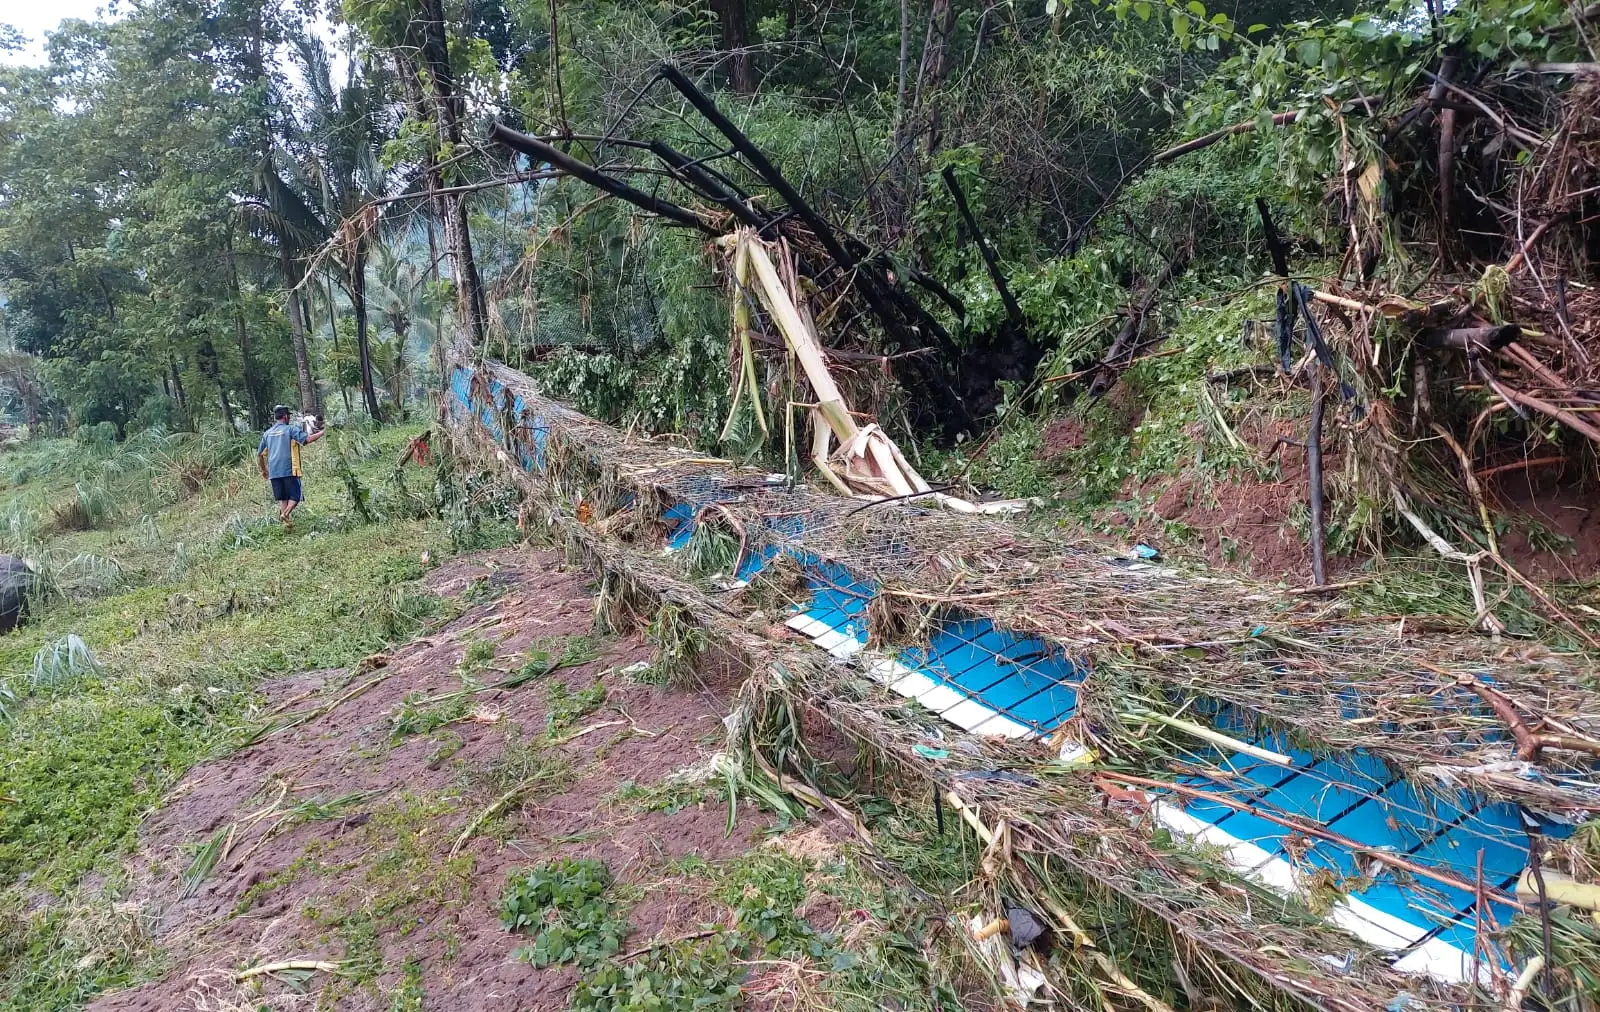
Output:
[{"xmin": 444, "ymin": 344, "xmax": 1600, "ymax": 1011}]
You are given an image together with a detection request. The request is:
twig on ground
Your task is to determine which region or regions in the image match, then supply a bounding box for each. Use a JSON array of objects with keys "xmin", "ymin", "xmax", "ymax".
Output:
[
  {"xmin": 620, "ymin": 928, "xmax": 723, "ymax": 960},
  {"xmin": 450, "ymin": 777, "xmax": 537, "ymax": 859},
  {"xmin": 1475, "ymin": 455, "xmax": 1566, "ymax": 480},
  {"xmin": 235, "ymin": 959, "xmax": 342, "ymax": 982},
  {"xmin": 1454, "ymin": 673, "xmax": 1600, "ymax": 761}
]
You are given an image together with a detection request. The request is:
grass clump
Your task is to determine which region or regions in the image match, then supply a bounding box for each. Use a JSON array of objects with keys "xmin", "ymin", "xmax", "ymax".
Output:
[
  {"xmin": 571, "ymin": 935, "xmax": 743, "ymax": 1012},
  {"xmin": 462, "ymin": 638, "xmax": 497, "ymax": 667},
  {"xmin": 28, "ymin": 633, "xmax": 103, "ymax": 691},
  {"xmin": 504, "ymin": 634, "xmax": 602, "ymax": 690},
  {"xmin": 545, "ymin": 681, "xmax": 607, "ymax": 732},
  {"xmin": 390, "ymin": 691, "xmax": 471, "ymax": 741},
  {"xmin": 603, "ymin": 778, "xmax": 718, "ymax": 816},
  {"xmin": 389, "ymin": 954, "xmax": 426, "ymax": 1012},
  {"xmin": 499, "ymin": 858, "xmax": 630, "ymax": 969},
  {"xmin": 684, "ymin": 522, "xmax": 739, "ymax": 579},
  {"xmin": 454, "ymin": 735, "xmax": 575, "ymax": 814},
  {"xmin": 645, "ymin": 603, "xmax": 706, "ymax": 688}
]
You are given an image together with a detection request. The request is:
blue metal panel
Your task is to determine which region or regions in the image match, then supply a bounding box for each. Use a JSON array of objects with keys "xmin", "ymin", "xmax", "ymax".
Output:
[
  {"xmin": 1257, "ymin": 758, "xmax": 1382, "ymax": 825},
  {"xmin": 1423, "ymin": 898, "xmax": 1520, "ymax": 960},
  {"xmin": 991, "ymin": 668, "xmax": 1080, "ymax": 729},
  {"xmin": 1346, "ymin": 778, "xmax": 1473, "ymax": 850},
  {"xmin": 735, "ymin": 543, "xmax": 784, "ymax": 582},
  {"xmin": 1173, "ymin": 774, "xmax": 1289, "ymax": 844},
  {"xmin": 919, "ymin": 619, "xmax": 1013, "ymax": 692},
  {"xmin": 804, "ymin": 561, "xmax": 874, "ymax": 630},
  {"xmin": 663, "ymin": 502, "xmax": 697, "ymax": 549},
  {"xmin": 1412, "ymin": 821, "xmax": 1528, "ymax": 887}
]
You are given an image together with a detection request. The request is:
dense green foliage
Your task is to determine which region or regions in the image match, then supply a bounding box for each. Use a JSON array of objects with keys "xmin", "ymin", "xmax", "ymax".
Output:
[
  {"xmin": 0, "ymin": 0, "xmax": 1425, "ymax": 438},
  {"xmin": 4, "ymin": 0, "xmax": 1590, "ymax": 453}
]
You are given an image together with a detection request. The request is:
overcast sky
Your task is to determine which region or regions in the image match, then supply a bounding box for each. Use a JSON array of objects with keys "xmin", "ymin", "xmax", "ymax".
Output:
[{"xmin": 1, "ymin": 1, "xmax": 117, "ymax": 64}]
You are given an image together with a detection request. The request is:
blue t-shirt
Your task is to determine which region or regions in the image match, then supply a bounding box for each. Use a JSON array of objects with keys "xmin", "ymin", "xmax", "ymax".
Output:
[{"xmin": 257, "ymin": 422, "xmax": 309, "ymax": 479}]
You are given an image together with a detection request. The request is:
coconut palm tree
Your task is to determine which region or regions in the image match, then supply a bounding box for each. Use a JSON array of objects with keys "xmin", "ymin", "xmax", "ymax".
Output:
[
  {"xmin": 251, "ymin": 29, "xmax": 390, "ymax": 422},
  {"xmin": 245, "ymin": 147, "xmax": 327, "ymax": 415},
  {"xmin": 366, "ymin": 242, "xmax": 442, "ymax": 410}
]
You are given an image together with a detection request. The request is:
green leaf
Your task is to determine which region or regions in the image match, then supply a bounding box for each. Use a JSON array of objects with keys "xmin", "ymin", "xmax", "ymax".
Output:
[
  {"xmin": 1186, "ymin": 0, "xmax": 1206, "ymax": 16},
  {"xmin": 1297, "ymin": 39, "xmax": 1321, "ymax": 65},
  {"xmin": 1133, "ymin": 1, "xmax": 1152, "ymax": 21},
  {"xmin": 1247, "ymin": 22, "xmax": 1269, "ymax": 32}
]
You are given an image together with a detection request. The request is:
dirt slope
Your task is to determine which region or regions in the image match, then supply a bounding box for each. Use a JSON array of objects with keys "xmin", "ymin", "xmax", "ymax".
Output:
[{"xmin": 88, "ymin": 548, "xmax": 769, "ymax": 1011}]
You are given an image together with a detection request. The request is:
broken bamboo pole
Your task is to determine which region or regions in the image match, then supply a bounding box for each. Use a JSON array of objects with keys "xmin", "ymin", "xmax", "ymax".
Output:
[
  {"xmin": 735, "ymin": 235, "xmax": 859, "ymax": 445},
  {"xmin": 941, "ymin": 166, "xmax": 1024, "ymax": 330},
  {"xmin": 1308, "ymin": 368, "xmax": 1328, "ymax": 586},
  {"xmin": 487, "ymin": 122, "xmax": 715, "ymax": 233}
]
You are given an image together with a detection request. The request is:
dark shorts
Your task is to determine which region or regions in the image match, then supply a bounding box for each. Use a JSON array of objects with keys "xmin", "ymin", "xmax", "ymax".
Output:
[{"xmin": 270, "ymin": 476, "xmax": 303, "ymax": 502}]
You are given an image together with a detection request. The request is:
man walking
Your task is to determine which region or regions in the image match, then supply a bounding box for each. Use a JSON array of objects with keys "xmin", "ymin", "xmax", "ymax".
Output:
[{"xmin": 257, "ymin": 405, "xmax": 324, "ymax": 528}]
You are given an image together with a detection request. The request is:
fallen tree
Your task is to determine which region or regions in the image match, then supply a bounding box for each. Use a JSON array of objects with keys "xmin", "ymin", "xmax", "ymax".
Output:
[{"xmin": 486, "ymin": 62, "xmax": 1053, "ymax": 441}]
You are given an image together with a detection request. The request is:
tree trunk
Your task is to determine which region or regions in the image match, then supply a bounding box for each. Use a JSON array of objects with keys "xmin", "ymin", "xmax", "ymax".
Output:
[
  {"xmin": 711, "ymin": 0, "xmax": 755, "ymax": 93},
  {"xmin": 167, "ymin": 351, "xmax": 188, "ymax": 420},
  {"xmin": 427, "ymin": 217, "xmax": 447, "ymax": 384},
  {"xmin": 350, "ymin": 245, "xmax": 382, "ymax": 421},
  {"xmin": 389, "ymin": 320, "xmax": 409, "ymax": 406},
  {"xmin": 417, "ymin": 2, "xmax": 490, "ymax": 349},
  {"xmin": 197, "ymin": 337, "xmax": 234, "ymax": 429},
  {"xmin": 285, "ymin": 256, "xmax": 318, "ymax": 414},
  {"xmin": 227, "ymin": 242, "xmax": 266, "ymax": 429},
  {"xmin": 912, "ymin": 0, "xmax": 957, "ymax": 154},
  {"xmin": 23, "ymin": 379, "xmax": 39, "ymax": 431},
  {"xmin": 441, "ymin": 195, "xmax": 488, "ymax": 346},
  {"xmin": 895, "ymin": 0, "xmax": 911, "ymax": 133},
  {"xmin": 325, "ymin": 275, "xmax": 353, "ymax": 415}
]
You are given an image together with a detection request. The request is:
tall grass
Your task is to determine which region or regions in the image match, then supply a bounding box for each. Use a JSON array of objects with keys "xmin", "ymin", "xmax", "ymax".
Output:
[
  {"xmin": 30, "ymin": 634, "xmax": 103, "ymax": 691},
  {"xmin": 3, "ymin": 427, "xmax": 254, "ymax": 527}
]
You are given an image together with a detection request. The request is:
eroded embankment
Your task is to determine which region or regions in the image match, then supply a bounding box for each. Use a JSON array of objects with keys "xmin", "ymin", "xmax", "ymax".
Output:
[{"xmin": 86, "ymin": 549, "xmax": 784, "ymax": 1011}]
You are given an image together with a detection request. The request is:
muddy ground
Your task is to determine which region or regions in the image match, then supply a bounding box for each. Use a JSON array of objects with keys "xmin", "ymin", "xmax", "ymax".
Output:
[
  {"xmin": 87, "ymin": 549, "xmax": 782, "ymax": 1011},
  {"xmin": 1040, "ymin": 413, "xmax": 1597, "ymax": 586}
]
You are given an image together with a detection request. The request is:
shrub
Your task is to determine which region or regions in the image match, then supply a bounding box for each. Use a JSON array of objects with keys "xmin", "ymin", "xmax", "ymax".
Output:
[{"xmin": 499, "ymin": 858, "xmax": 629, "ymax": 969}]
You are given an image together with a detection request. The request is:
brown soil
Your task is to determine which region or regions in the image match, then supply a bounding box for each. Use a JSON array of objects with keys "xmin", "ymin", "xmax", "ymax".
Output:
[
  {"xmin": 1148, "ymin": 474, "xmax": 1324, "ymax": 578},
  {"xmin": 1039, "ymin": 417, "xmax": 1086, "ymax": 458},
  {"xmin": 1490, "ymin": 470, "xmax": 1600, "ymax": 582},
  {"xmin": 1083, "ymin": 410, "xmax": 1599, "ymax": 587},
  {"xmin": 1108, "ymin": 415, "xmax": 1357, "ymax": 581},
  {"xmin": 86, "ymin": 548, "xmax": 770, "ymax": 1012}
]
